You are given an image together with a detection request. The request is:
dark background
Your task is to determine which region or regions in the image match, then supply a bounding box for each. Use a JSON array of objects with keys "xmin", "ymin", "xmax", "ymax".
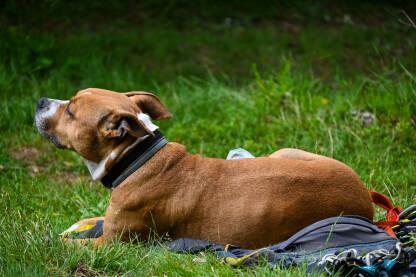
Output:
[{"xmin": 2, "ymin": 0, "xmax": 416, "ymax": 85}]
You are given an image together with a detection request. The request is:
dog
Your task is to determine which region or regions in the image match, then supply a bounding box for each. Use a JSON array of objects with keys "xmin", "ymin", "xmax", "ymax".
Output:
[{"xmin": 35, "ymin": 88, "xmax": 374, "ymax": 248}]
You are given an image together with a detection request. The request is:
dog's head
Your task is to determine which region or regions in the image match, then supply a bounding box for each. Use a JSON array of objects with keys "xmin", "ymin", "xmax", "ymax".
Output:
[{"xmin": 35, "ymin": 88, "xmax": 171, "ymax": 179}]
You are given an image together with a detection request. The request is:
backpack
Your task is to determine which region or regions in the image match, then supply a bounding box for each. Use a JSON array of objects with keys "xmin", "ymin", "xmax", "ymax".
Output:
[{"xmin": 165, "ymin": 215, "xmax": 416, "ymax": 276}]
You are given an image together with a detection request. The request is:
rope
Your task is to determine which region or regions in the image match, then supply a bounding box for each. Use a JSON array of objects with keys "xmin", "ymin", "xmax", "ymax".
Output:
[{"xmin": 318, "ymin": 242, "xmax": 403, "ymax": 275}]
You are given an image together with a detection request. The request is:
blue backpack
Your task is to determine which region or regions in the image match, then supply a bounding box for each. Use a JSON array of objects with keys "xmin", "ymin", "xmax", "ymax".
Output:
[{"xmin": 165, "ymin": 215, "xmax": 416, "ymax": 276}]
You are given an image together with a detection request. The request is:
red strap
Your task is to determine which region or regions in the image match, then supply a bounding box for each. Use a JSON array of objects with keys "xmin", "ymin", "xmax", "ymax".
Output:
[
  {"xmin": 374, "ymin": 221, "xmax": 398, "ymax": 237},
  {"xmin": 369, "ymin": 191, "xmax": 403, "ymax": 237},
  {"xmin": 370, "ymin": 191, "xmax": 403, "ymax": 221}
]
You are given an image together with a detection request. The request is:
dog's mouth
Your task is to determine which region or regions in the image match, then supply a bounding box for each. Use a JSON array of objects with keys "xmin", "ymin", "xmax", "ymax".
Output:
[
  {"xmin": 35, "ymin": 116, "xmax": 64, "ymax": 149},
  {"xmin": 42, "ymin": 133, "xmax": 64, "ymax": 149}
]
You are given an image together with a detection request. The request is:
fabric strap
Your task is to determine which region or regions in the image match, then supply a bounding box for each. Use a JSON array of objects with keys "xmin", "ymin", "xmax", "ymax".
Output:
[
  {"xmin": 101, "ymin": 130, "xmax": 168, "ymax": 189},
  {"xmin": 369, "ymin": 191, "xmax": 403, "ymax": 237}
]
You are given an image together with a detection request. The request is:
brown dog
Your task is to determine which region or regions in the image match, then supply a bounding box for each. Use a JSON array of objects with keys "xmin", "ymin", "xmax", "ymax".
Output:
[{"xmin": 35, "ymin": 88, "xmax": 374, "ymax": 248}]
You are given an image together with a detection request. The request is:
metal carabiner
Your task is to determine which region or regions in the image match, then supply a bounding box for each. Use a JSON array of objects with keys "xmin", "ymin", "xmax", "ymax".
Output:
[{"xmin": 399, "ymin": 205, "xmax": 416, "ymax": 220}]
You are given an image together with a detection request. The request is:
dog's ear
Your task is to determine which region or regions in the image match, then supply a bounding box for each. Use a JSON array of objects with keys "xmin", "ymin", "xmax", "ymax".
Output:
[
  {"xmin": 98, "ymin": 112, "xmax": 153, "ymax": 138},
  {"xmin": 125, "ymin": 91, "xmax": 172, "ymax": 120}
]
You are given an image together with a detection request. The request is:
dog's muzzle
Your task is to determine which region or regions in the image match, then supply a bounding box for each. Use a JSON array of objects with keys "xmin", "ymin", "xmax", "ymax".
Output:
[{"xmin": 35, "ymin": 97, "xmax": 66, "ymax": 149}]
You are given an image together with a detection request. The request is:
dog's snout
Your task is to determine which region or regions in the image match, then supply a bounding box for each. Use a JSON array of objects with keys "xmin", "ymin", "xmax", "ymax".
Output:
[{"xmin": 37, "ymin": 97, "xmax": 50, "ymax": 111}]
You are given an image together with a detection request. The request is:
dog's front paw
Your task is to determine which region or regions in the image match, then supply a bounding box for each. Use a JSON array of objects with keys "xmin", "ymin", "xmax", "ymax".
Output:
[{"xmin": 60, "ymin": 217, "xmax": 104, "ymax": 240}]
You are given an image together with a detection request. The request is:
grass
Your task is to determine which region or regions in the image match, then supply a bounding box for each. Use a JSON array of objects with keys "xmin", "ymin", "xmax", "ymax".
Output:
[{"xmin": 1, "ymin": 2, "xmax": 416, "ymax": 276}]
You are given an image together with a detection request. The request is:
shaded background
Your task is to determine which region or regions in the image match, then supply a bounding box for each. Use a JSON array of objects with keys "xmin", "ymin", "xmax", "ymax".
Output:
[{"xmin": 2, "ymin": 0, "xmax": 416, "ymax": 84}]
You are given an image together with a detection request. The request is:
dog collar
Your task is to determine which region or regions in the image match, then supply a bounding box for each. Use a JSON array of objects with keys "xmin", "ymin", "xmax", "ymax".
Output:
[{"xmin": 101, "ymin": 130, "xmax": 168, "ymax": 189}]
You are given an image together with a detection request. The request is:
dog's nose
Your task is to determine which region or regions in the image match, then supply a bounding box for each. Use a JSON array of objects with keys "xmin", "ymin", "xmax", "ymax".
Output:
[{"xmin": 37, "ymin": 97, "xmax": 50, "ymax": 110}]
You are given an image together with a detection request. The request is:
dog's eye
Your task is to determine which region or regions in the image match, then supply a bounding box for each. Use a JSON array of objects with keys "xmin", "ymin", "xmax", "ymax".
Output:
[{"xmin": 65, "ymin": 104, "xmax": 75, "ymax": 119}]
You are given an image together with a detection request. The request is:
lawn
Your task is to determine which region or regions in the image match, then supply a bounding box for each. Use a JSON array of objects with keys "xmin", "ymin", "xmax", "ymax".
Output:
[{"xmin": 1, "ymin": 1, "xmax": 416, "ymax": 276}]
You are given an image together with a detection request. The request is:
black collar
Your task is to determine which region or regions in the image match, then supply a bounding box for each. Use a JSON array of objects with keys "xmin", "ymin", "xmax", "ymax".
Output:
[{"xmin": 101, "ymin": 130, "xmax": 168, "ymax": 189}]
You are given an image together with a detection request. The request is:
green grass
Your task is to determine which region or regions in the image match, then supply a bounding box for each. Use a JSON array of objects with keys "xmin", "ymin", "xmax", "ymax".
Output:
[{"xmin": 1, "ymin": 2, "xmax": 416, "ymax": 276}]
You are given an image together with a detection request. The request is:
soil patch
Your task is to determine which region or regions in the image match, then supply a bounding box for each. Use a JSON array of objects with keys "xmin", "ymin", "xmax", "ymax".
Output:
[{"xmin": 8, "ymin": 144, "xmax": 91, "ymax": 185}]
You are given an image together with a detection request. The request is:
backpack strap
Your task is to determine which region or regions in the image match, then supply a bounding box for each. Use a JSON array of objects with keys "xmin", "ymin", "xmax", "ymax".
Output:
[
  {"xmin": 370, "ymin": 191, "xmax": 403, "ymax": 237},
  {"xmin": 273, "ymin": 215, "xmax": 383, "ymax": 252}
]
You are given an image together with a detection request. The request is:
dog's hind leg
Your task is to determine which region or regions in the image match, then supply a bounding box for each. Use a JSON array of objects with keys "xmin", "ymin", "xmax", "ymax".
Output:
[{"xmin": 269, "ymin": 148, "xmax": 334, "ymax": 161}]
